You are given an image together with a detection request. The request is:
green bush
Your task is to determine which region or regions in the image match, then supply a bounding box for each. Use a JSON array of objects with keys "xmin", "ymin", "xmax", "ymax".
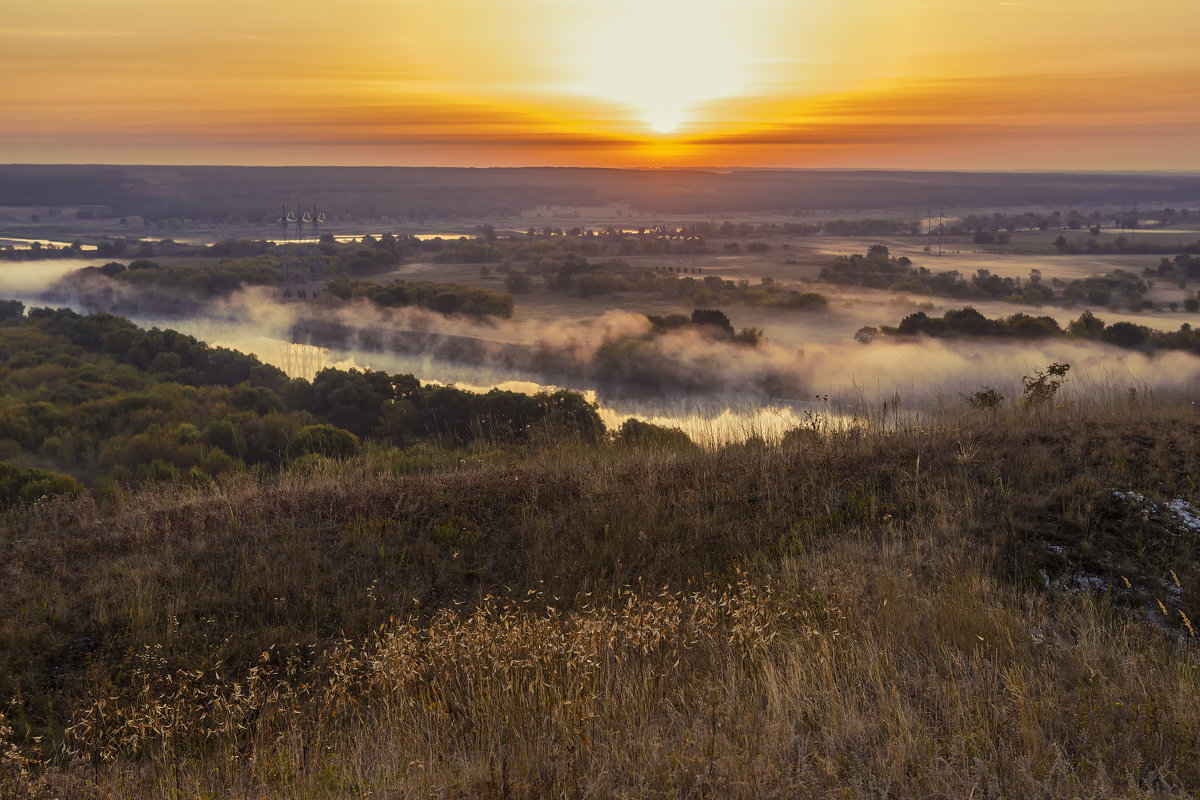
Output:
[
  {"xmin": 287, "ymin": 424, "xmax": 360, "ymax": 460},
  {"xmin": 614, "ymin": 418, "xmax": 692, "ymax": 448},
  {"xmin": 0, "ymin": 462, "xmax": 83, "ymax": 507}
]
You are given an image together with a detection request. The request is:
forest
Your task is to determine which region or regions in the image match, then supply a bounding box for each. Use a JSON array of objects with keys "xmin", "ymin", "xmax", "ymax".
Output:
[{"xmin": 0, "ymin": 304, "xmax": 609, "ymax": 505}]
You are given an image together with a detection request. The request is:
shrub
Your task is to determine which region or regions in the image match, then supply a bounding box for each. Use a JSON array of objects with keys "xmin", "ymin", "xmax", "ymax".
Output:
[
  {"xmin": 614, "ymin": 418, "xmax": 691, "ymax": 447},
  {"xmin": 287, "ymin": 424, "xmax": 360, "ymax": 460},
  {"xmin": 1021, "ymin": 362, "xmax": 1070, "ymax": 407},
  {"xmin": 0, "ymin": 462, "xmax": 83, "ymax": 507},
  {"xmin": 964, "ymin": 387, "xmax": 1005, "ymax": 409}
]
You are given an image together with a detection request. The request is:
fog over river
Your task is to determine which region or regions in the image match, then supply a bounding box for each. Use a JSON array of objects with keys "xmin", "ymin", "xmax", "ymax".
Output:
[{"xmin": 4, "ymin": 257, "xmax": 1200, "ymax": 444}]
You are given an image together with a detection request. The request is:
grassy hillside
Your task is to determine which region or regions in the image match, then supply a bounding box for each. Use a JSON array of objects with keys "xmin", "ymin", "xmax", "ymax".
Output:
[{"xmin": 3, "ymin": 390, "xmax": 1200, "ymax": 798}]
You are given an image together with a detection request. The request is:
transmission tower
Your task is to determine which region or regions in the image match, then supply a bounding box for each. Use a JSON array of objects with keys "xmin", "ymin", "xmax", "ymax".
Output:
[
  {"xmin": 306, "ymin": 204, "xmax": 326, "ymax": 283},
  {"xmin": 275, "ymin": 203, "xmax": 328, "ymax": 294},
  {"xmin": 277, "ymin": 204, "xmax": 298, "ymax": 289},
  {"xmin": 280, "ymin": 341, "xmax": 327, "ymax": 381}
]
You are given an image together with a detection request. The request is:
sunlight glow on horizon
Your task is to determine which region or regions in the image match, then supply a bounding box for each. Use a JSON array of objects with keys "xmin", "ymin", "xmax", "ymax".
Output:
[
  {"xmin": 565, "ymin": 0, "xmax": 751, "ymax": 136},
  {"xmin": 3, "ymin": 0, "xmax": 1200, "ymax": 169}
]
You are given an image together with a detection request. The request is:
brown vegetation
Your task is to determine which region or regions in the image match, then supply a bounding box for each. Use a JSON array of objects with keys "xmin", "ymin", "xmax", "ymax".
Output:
[{"xmin": 3, "ymin": 394, "xmax": 1200, "ymax": 797}]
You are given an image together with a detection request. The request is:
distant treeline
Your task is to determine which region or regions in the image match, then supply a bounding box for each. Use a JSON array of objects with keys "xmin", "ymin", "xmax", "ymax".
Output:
[
  {"xmin": 820, "ymin": 245, "xmax": 1181, "ymax": 309},
  {"xmin": 1052, "ymin": 235, "xmax": 1200, "ymax": 256},
  {"xmin": 504, "ymin": 253, "xmax": 828, "ymax": 310},
  {"xmin": 0, "ymin": 236, "xmax": 281, "ymax": 262},
  {"xmin": 324, "ymin": 277, "xmax": 514, "ymax": 319},
  {"xmin": 41, "ymin": 257, "xmax": 281, "ymax": 317},
  {"xmin": 0, "ymin": 302, "xmax": 604, "ymax": 504},
  {"xmin": 6, "ymin": 164, "xmax": 1200, "ymax": 220},
  {"xmin": 97, "ymin": 257, "xmax": 276, "ymax": 295},
  {"xmin": 858, "ymin": 306, "xmax": 1200, "ymax": 352}
]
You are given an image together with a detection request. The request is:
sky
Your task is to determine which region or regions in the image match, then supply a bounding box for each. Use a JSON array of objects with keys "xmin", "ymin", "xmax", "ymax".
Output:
[{"xmin": 4, "ymin": 0, "xmax": 1200, "ymax": 169}]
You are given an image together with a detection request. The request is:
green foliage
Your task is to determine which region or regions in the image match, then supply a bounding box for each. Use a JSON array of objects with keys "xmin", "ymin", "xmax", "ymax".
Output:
[
  {"xmin": 1021, "ymin": 362, "xmax": 1070, "ymax": 407},
  {"xmin": 1102, "ymin": 321, "xmax": 1148, "ymax": 349},
  {"xmin": 883, "ymin": 306, "xmax": 1200, "ymax": 354},
  {"xmin": 504, "ymin": 269, "xmax": 533, "ymax": 294},
  {"xmin": 325, "ymin": 277, "xmax": 514, "ymax": 319},
  {"xmin": 1067, "ymin": 310, "xmax": 1105, "ymax": 339},
  {"xmin": 964, "ymin": 387, "xmax": 1005, "ymax": 410},
  {"xmin": 49, "ymin": 257, "xmax": 279, "ymax": 312},
  {"xmin": 691, "ymin": 308, "xmax": 735, "ymax": 337},
  {"xmin": 449, "ymin": 240, "xmax": 830, "ymax": 310},
  {"xmin": 0, "ymin": 299, "xmax": 24, "ymax": 323},
  {"xmin": 287, "ymin": 424, "xmax": 360, "ymax": 459},
  {"xmin": 822, "ymin": 247, "xmax": 1152, "ymax": 309},
  {"xmin": 613, "ymin": 418, "xmax": 692, "ymax": 447},
  {"xmin": 896, "ymin": 307, "xmax": 1050, "ymax": 338},
  {"xmin": 0, "ymin": 462, "xmax": 82, "ymax": 507},
  {"xmin": 0, "ymin": 308, "xmax": 606, "ymax": 492}
]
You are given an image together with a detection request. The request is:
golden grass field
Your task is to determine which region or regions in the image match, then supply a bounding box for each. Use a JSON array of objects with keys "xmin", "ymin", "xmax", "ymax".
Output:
[{"xmin": 3, "ymin": 389, "xmax": 1200, "ymax": 798}]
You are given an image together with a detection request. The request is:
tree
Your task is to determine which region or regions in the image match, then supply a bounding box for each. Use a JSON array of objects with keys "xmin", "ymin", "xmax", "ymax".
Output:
[
  {"xmin": 1068, "ymin": 311, "xmax": 1105, "ymax": 339},
  {"xmin": 504, "ymin": 270, "xmax": 532, "ymax": 294},
  {"xmin": 690, "ymin": 309, "xmax": 734, "ymax": 337},
  {"xmin": 0, "ymin": 300, "xmax": 24, "ymax": 323},
  {"xmin": 854, "ymin": 326, "xmax": 879, "ymax": 344},
  {"xmin": 1102, "ymin": 321, "xmax": 1148, "ymax": 349},
  {"xmin": 311, "ymin": 368, "xmax": 385, "ymax": 436}
]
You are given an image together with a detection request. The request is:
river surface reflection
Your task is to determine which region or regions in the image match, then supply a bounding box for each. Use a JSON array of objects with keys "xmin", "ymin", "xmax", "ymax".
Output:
[{"xmin": 135, "ymin": 317, "xmax": 828, "ymax": 446}]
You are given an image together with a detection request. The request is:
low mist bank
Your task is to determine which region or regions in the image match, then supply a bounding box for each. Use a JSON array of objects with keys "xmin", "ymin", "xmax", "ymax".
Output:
[
  {"xmin": 124, "ymin": 289, "xmax": 1200, "ymax": 437},
  {"xmin": 6, "ymin": 262, "xmax": 1200, "ymax": 441},
  {"xmin": 282, "ymin": 292, "xmax": 1200, "ymax": 403}
]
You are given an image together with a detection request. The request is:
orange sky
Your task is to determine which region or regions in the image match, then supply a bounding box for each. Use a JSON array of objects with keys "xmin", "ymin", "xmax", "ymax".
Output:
[{"xmin": 4, "ymin": 0, "xmax": 1199, "ymax": 169}]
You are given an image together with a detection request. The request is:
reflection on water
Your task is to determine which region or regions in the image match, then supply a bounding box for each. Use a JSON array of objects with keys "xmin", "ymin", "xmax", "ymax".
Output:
[
  {"xmin": 0, "ymin": 259, "xmax": 97, "ymax": 291},
  {"xmin": 443, "ymin": 378, "xmax": 827, "ymax": 447},
  {"xmin": 595, "ymin": 402, "xmax": 822, "ymax": 447},
  {"xmin": 115, "ymin": 317, "xmax": 825, "ymax": 446},
  {"xmin": 0, "ymin": 237, "xmax": 97, "ymax": 250},
  {"xmin": 281, "ymin": 342, "xmax": 827, "ymax": 446},
  {"xmin": 1112, "ymin": 228, "xmax": 1200, "ymax": 236},
  {"xmin": 258, "ymin": 233, "xmax": 470, "ymax": 245}
]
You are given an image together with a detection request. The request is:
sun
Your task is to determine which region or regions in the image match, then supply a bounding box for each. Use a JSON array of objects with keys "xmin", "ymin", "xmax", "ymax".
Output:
[
  {"xmin": 648, "ymin": 112, "xmax": 684, "ymax": 135},
  {"xmin": 568, "ymin": 1, "xmax": 749, "ymax": 136}
]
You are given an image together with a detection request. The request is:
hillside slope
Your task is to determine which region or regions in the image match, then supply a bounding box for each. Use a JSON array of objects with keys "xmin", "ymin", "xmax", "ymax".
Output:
[{"xmin": 3, "ymin": 397, "xmax": 1200, "ymax": 798}]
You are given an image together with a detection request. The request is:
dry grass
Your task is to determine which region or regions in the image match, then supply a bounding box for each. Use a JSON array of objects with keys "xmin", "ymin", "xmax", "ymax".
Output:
[{"xmin": 3, "ymin": 395, "xmax": 1200, "ymax": 797}]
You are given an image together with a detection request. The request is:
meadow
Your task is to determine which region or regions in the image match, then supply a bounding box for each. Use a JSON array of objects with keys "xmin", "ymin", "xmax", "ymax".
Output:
[{"xmin": 3, "ymin": 381, "xmax": 1200, "ymax": 798}]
